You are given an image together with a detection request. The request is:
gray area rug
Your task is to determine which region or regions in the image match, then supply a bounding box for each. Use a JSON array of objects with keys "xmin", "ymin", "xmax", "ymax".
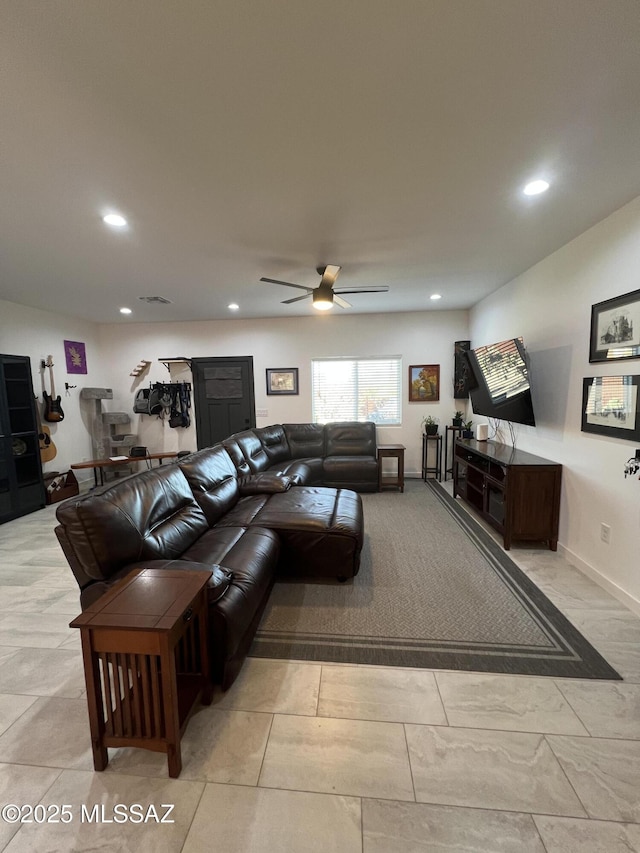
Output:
[{"xmin": 251, "ymin": 480, "xmax": 620, "ymax": 679}]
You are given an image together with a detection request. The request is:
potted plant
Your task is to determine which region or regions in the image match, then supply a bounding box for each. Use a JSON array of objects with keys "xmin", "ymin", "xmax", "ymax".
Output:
[
  {"xmin": 421, "ymin": 415, "xmax": 439, "ymax": 436},
  {"xmin": 462, "ymin": 419, "xmax": 474, "ymax": 438},
  {"xmin": 452, "ymin": 410, "xmax": 464, "ymax": 427}
]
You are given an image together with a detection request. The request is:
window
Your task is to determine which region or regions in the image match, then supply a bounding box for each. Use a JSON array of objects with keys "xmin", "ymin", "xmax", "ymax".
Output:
[{"xmin": 311, "ymin": 357, "xmax": 402, "ymax": 424}]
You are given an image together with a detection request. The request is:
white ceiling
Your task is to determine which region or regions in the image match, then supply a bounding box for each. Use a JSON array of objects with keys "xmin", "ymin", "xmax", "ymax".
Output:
[{"xmin": 2, "ymin": 0, "xmax": 640, "ymax": 324}]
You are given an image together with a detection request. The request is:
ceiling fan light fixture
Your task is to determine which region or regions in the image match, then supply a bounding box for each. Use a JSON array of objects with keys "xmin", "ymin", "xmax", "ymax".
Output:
[{"xmin": 312, "ymin": 289, "xmax": 333, "ymax": 311}]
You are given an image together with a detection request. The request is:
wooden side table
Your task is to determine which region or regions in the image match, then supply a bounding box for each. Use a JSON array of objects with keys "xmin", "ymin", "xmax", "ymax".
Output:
[
  {"xmin": 377, "ymin": 444, "xmax": 406, "ymax": 492},
  {"xmin": 70, "ymin": 567, "xmax": 213, "ymax": 778}
]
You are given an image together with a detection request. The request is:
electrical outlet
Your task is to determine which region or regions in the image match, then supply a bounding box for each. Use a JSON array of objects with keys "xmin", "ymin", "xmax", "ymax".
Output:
[{"xmin": 600, "ymin": 522, "xmax": 611, "ymax": 544}]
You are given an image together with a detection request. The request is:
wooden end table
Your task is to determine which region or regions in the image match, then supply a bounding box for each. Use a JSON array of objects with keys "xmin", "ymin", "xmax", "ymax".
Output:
[
  {"xmin": 377, "ymin": 444, "xmax": 406, "ymax": 492},
  {"xmin": 70, "ymin": 567, "xmax": 213, "ymax": 778}
]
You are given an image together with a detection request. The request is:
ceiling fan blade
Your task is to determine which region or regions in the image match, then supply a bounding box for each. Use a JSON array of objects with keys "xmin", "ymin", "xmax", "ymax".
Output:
[
  {"xmin": 334, "ymin": 286, "xmax": 389, "ymax": 294},
  {"xmin": 319, "ymin": 264, "xmax": 341, "ymax": 288},
  {"xmin": 260, "ymin": 277, "xmax": 311, "ymax": 292},
  {"xmin": 282, "ymin": 292, "xmax": 312, "ymax": 304},
  {"xmin": 333, "ymin": 294, "xmax": 352, "ymax": 309}
]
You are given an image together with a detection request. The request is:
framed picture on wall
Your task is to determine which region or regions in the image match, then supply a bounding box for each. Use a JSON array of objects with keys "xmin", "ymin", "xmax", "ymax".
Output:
[
  {"xmin": 266, "ymin": 368, "xmax": 299, "ymax": 395},
  {"xmin": 408, "ymin": 364, "xmax": 440, "ymax": 402},
  {"xmin": 63, "ymin": 340, "xmax": 87, "ymax": 374},
  {"xmin": 581, "ymin": 375, "xmax": 640, "ymax": 441},
  {"xmin": 589, "ymin": 288, "xmax": 640, "ymax": 363}
]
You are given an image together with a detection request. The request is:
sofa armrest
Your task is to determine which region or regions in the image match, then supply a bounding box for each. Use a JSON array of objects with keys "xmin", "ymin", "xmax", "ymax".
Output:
[{"xmin": 238, "ymin": 472, "xmax": 295, "ymax": 495}]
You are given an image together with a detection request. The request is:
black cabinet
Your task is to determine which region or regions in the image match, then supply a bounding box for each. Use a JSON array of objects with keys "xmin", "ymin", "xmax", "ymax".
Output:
[
  {"xmin": 453, "ymin": 439, "xmax": 562, "ymax": 551},
  {"xmin": 0, "ymin": 354, "xmax": 46, "ymax": 523}
]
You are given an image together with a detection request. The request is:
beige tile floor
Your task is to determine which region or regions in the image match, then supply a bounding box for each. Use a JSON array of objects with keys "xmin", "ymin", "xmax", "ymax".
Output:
[{"xmin": 0, "ymin": 494, "xmax": 639, "ymax": 852}]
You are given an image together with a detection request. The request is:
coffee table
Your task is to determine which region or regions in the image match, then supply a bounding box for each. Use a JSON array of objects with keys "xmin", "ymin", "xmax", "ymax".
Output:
[{"xmin": 70, "ymin": 567, "xmax": 213, "ymax": 778}]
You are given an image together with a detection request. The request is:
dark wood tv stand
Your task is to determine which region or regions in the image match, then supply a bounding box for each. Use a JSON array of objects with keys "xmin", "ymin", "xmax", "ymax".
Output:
[{"xmin": 453, "ymin": 439, "xmax": 562, "ymax": 551}]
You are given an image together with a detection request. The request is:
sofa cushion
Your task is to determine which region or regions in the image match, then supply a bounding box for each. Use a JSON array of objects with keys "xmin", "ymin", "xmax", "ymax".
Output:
[
  {"xmin": 241, "ymin": 486, "xmax": 364, "ymax": 579},
  {"xmin": 216, "ymin": 494, "xmax": 271, "ymax": 526},
  {"xmin": 181, "ymin": 525, "xmax": 280, "ymax": 683},
  {"xmin": 55, "ymin": 464, "xmax": 208, "ymax": 582},
  {"xmin": 283, "ymin": 423, "xmax": 325, "ymax": 459},
  {"xmin": 324, "ymin": 421, "xmax": 377, "ymax": 456},
  {"xmin": 178, "ymin": 444, "xmax": 241, "ymax": 525},
  {"xmin": 221, "ymin": 437, "xmax": 251, "ymax": 476},
  {"xmin": 322, "ymin": 455, "xmax": 379, "ymax": 491},
  {"xmin": 254, "ymin": 424, "xmax": 290, "ymax": 464},
  {"xmin": 232, "ymin": 430, "xmax": 271, "ymax": 474}
]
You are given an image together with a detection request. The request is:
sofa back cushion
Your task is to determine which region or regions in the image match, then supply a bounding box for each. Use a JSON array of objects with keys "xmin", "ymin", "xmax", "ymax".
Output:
[
  {"xmin": 253, "ymin": 424, "xmax": 290, "ymax": 464},
  {"xmin": 178, "ymin": 444, "xmax": 241, "ymax": 525},
  {"xmin": 55, "ymin": 464, "xmax": 208, "ymax": 582},
  {"xmin": 324, "ymin": 421, "xmax": 377, "ymax": 456},
  {"xmin": 283, "ymin": 423, "xmax": 325, "ymax": 459},
  {"xmin": 233, "ymin": 430, "xmax": 271, "ymax": 473},
  {"xmin": 222, "ymin": 437, "xmax": 251, "ymax": 476}
]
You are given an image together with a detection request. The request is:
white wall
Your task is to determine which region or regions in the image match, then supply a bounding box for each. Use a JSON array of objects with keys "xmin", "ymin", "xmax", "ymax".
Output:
[
  {"xmin": 98, "ymin": 309, "xmax": 470, "ymax": 477},
  {"xmin": 1, "ymin": 298, "xmax": 104, "ymax": 475},
  {"xmin": 470, "ymin": 194, "xmax": 640, "ymax": 609}
]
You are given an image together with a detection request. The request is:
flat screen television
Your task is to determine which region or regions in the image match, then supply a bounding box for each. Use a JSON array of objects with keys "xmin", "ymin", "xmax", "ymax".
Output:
[{"xmin": 464, "ymin": 337, "xmax": 536, "ymax": 426}]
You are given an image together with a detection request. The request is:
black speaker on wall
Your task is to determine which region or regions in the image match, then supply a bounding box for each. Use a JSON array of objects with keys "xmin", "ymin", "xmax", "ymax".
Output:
[{"xmin": 454, "ymin": 340, "xmax": 471, "ymax": 399}]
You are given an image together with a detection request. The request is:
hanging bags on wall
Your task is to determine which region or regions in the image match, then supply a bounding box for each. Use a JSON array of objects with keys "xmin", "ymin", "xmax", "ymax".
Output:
[
  {"xmin": 133, "ymin": 387, "xmax": 164, "ymax": 416},
  {"xmin": 133, "ymin": 382, "xmax": 191, "ymax": 425},
  {"xmin": 168, "ymin": 382, "xmax": 191, "ymax": 428}
]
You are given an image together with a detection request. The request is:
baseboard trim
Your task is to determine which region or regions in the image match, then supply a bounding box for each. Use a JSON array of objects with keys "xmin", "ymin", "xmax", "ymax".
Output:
[{"xmin": 559, "ymin": 543, "xmax": 640, "ymax": 616}]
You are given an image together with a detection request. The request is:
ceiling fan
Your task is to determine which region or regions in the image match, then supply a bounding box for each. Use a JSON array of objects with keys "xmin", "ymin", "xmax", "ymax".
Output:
[{"xmin": 260, "ymin": 265, "xmax": 389, "ymax": 310}]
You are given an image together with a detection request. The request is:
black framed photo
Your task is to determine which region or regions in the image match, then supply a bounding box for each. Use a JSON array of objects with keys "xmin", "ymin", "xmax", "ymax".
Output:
[
  {"xmin": 266, "ymin": 368, "xmax": 298, "ymax": 395},
  {"xmin": 581, "ymin": 375, "xmax": 640, "ymax": 442},
  {"xmin": 408, "ymin": 364, "xmax": 440, "ymax": 402},
  {"xmin": 589, "ymin": 288, "xmax": 640, "ymax": 363}
]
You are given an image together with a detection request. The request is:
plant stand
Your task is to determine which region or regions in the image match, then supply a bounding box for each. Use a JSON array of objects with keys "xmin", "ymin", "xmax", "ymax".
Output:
[{"xmin": 422, "ymin": 433, "xmax": 442, "ymax": 481}]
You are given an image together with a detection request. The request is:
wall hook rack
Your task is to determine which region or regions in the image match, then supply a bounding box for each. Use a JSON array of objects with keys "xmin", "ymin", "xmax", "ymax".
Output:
[{"xmin": 64, "ymin": 383, "xmax": 77, "ymax": 391}]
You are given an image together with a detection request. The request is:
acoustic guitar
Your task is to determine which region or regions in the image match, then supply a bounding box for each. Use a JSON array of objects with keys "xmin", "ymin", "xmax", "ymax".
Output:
[
  {"xmin": 43, "ymin": 355, "xmax": 64, "ymax": 422},
  {"xmin": 34, "ymin": 393, "xmax": 57, "ymax": 463}
]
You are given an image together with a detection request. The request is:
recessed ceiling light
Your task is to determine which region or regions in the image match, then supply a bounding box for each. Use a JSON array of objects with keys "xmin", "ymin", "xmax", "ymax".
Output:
[
  {"xmin": 523, "ymin": 180, "xmax": 550, "ymax": 196},
  {"xmin": 103, "ymin": 213, "xmax": 128, "ymax": 228},
  {"xmin": 119, "ymin": 307, "xmax": 132, "ymax": 315},
  {"xmin": 228, "ymin": 303, "xmax": 239, "ymax": 311},
  {"xmin": 430, "ymin": 293, "xmax": 442, "ymax": 300}
]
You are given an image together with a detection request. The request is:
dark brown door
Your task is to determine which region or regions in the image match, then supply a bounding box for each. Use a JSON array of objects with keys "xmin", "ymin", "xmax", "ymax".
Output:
[{"xmin": 191, "ymin": 357, "xmax": 256, "ymax": 448}]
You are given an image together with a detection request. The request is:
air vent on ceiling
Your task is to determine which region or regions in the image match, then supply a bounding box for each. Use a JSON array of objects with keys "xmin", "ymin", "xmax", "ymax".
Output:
[{"xmin": 138, "ymin": 296, "xmax": 173, "ymax": 304}]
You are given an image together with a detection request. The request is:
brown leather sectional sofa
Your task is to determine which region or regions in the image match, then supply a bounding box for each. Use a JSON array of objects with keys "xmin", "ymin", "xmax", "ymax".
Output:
[{"xmin": 55, "ymin": 421, "xmax": 377, "ymax": 688}]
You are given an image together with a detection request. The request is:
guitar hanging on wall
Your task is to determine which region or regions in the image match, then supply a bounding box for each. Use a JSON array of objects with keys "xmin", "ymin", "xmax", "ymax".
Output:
[
  {"xmin": 43, "ymin": 355, "xmax": 64, "ymax": 422},
  {"xmin": 34, "ymin": 393, "xmax": 57, "ymax": 462}
]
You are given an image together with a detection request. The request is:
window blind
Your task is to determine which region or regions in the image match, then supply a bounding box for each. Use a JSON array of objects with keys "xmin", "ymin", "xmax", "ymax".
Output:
[{"xmin": 311, "ymin": 357, "xmax": 402, "ymax": 424}]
